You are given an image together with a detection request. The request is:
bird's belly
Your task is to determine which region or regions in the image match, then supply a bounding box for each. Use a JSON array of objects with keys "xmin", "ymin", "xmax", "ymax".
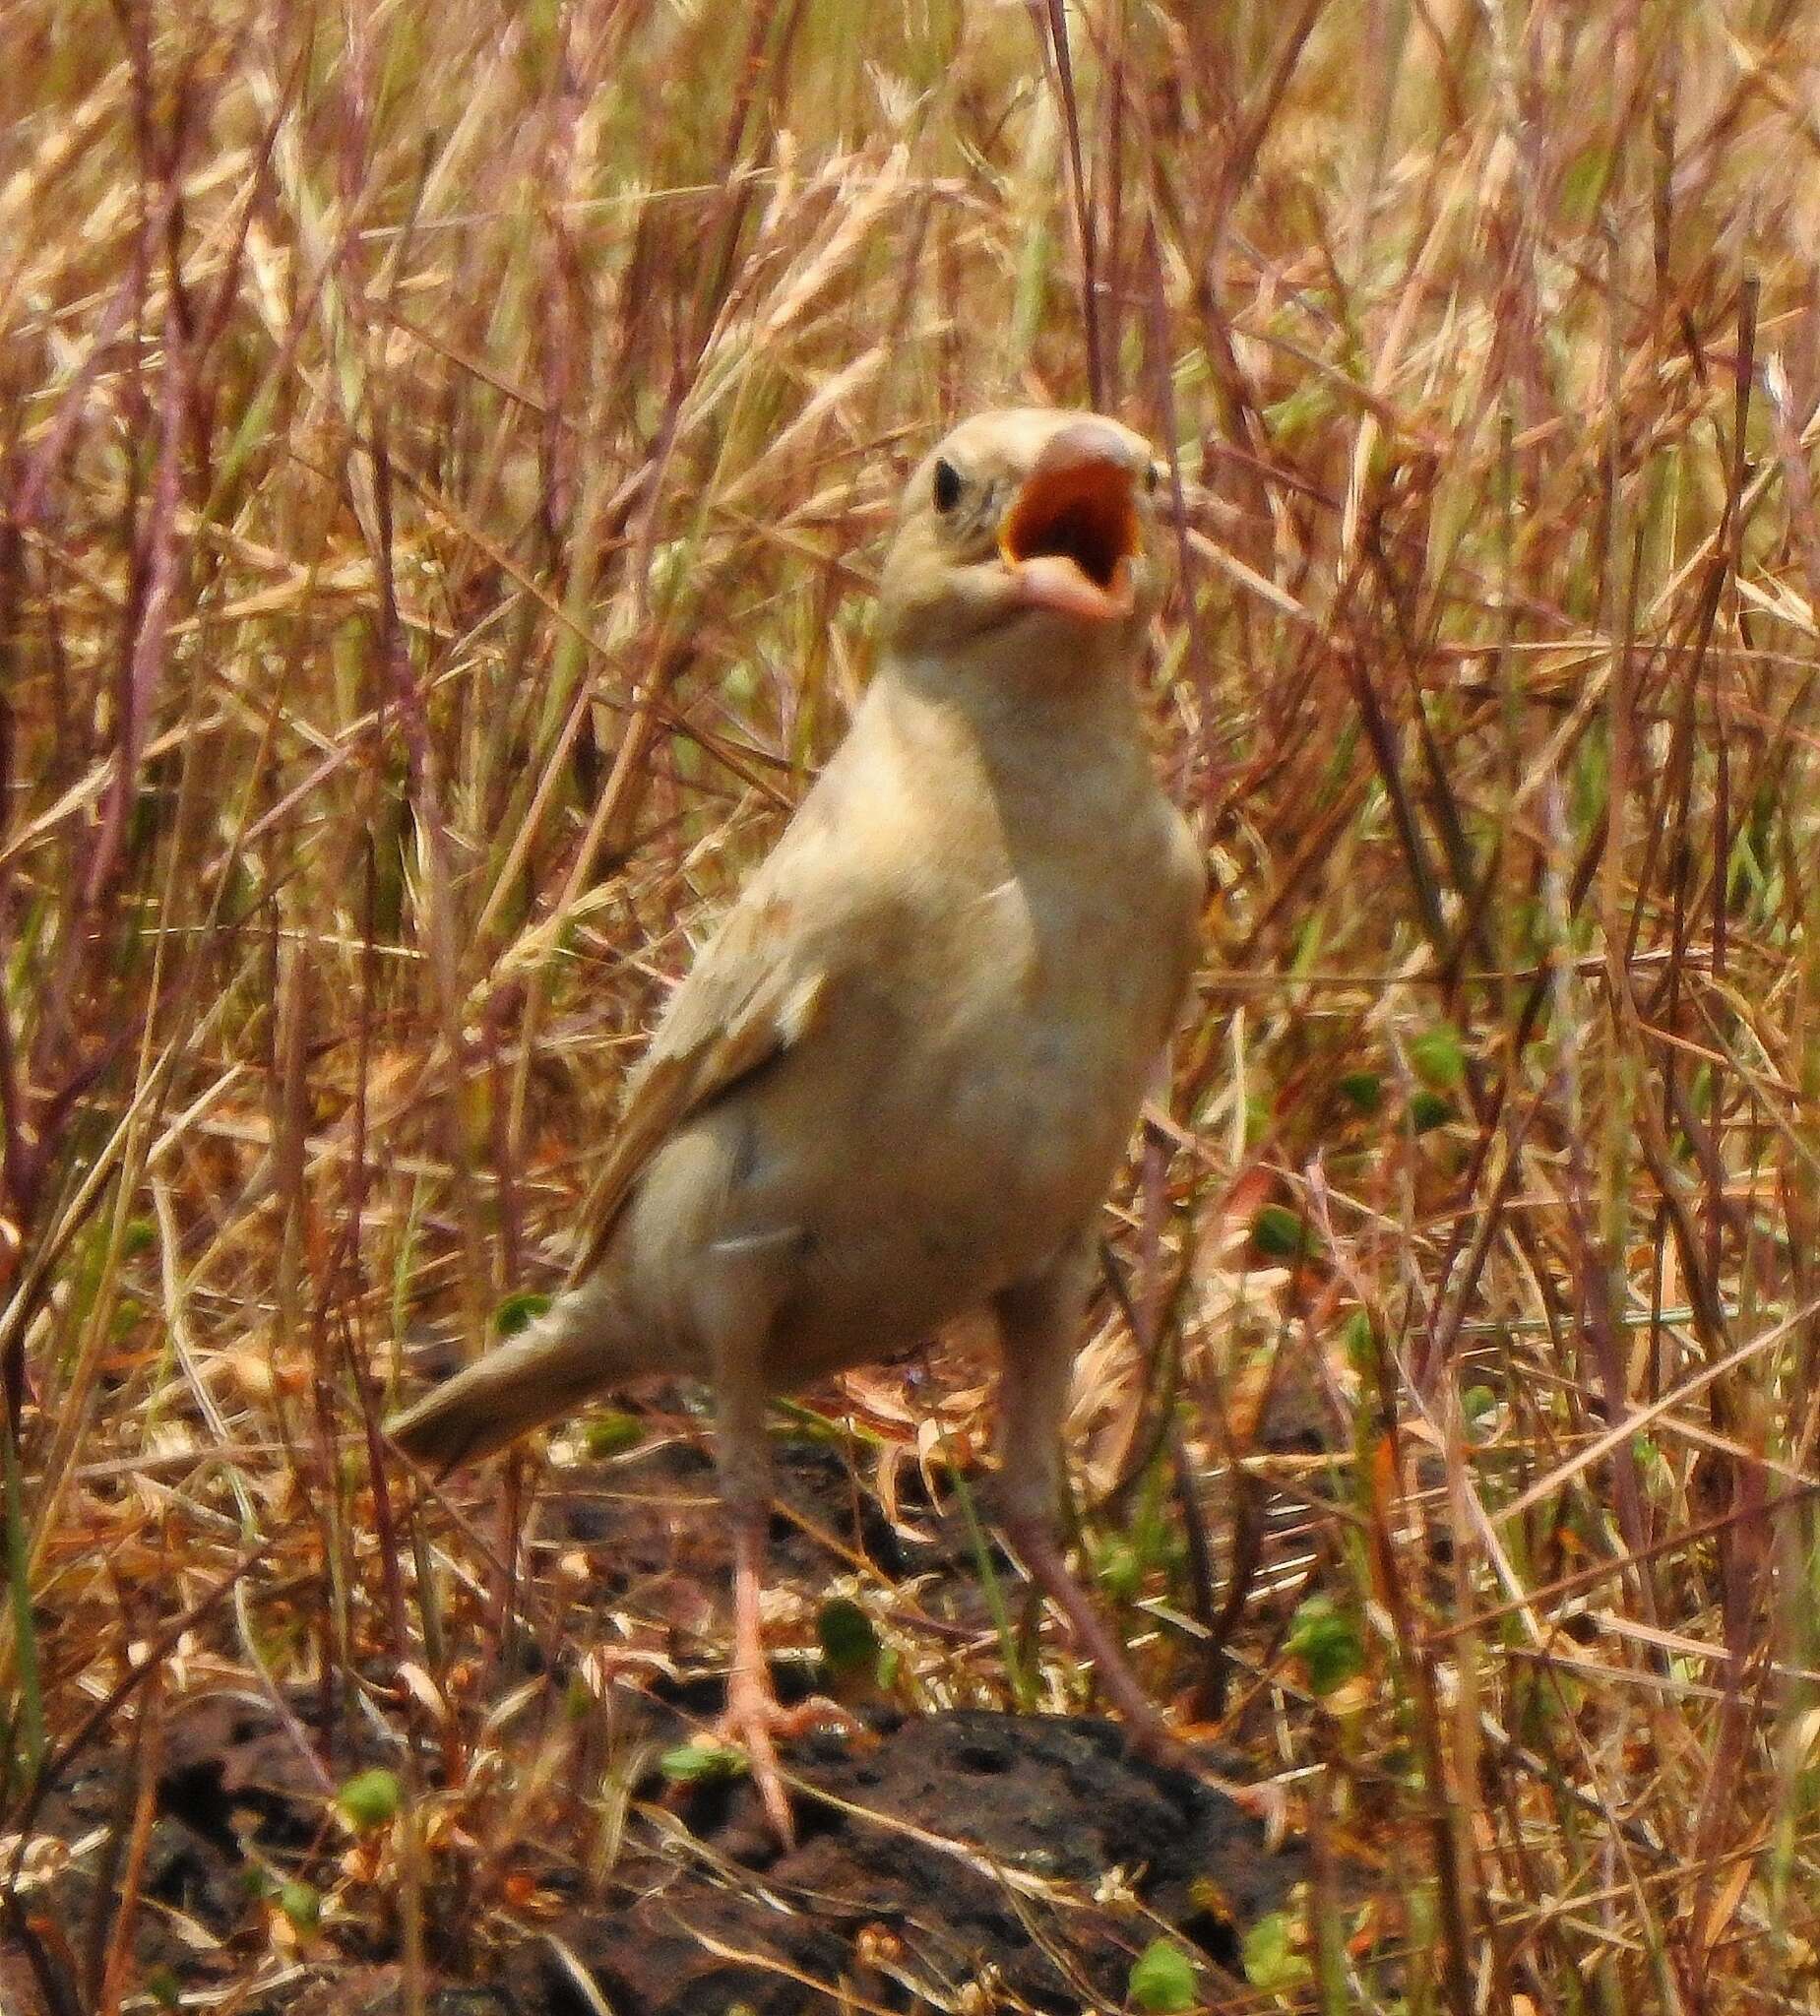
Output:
[{"xmin": 745, "ymin": 985, "xmax": 1160, "ymax": 1384}]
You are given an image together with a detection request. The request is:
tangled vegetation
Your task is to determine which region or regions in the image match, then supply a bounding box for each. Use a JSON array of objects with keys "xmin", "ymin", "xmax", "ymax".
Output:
[{"xmin": 5, "ymin": 2, "xmax": 1820, "ymax": 2010}]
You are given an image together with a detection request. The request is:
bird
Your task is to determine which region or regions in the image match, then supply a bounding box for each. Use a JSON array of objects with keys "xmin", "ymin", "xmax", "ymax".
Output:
[{"xmin": 390, "ymin": 407, "xmax": 1207, "ymax": 1842}]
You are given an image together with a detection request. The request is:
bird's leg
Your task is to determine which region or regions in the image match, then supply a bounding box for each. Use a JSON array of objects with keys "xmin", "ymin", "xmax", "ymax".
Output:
[
  {"xmin": 992, "ymin": 1244, "xmax": 1183, "ymax": 1764},
  {"xmin": 699, "ymin": 1243, "xmax": 861, "ymax": 1845},
  {"xmin": 710, "ymin": 1354, "xmax": 799, "ymax": 1844}
]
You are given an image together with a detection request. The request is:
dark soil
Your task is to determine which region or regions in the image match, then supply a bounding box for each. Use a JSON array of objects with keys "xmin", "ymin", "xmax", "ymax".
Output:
[
  {"xmin": 4, "ymin": 1689, "xmax": 1302, "ymax": 2015},
  {"xmin": 3, "ymin": 1433, "xmax": 1312, "ymax": 2014},
  {"xmin": 534, "ymin": 1708, "xmax": 1304, "ymax": 2016}
]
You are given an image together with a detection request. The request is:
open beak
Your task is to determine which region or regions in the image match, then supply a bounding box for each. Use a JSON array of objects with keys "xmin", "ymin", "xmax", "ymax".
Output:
[{"xmin": 998, "ymin": 423, "xmax": 1142, "ymax": 624}]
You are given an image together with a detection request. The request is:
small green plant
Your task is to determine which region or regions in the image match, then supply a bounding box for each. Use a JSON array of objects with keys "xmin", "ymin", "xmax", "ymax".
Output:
[
  {"xmin": 659, "ymin": 1740, "xmax": 749, "ymax": 1786},
  {"xmin": 1409, "ymin": 1023, "xmax": 1467, "ymax": 1091},
  {"xmin": 1287, "ymin": 1594, "xmax": 1364, "ymax": 1697},
  {"xmin": 1251, "ymin": 1204, "xmax": 1314, "ymax": 1260},
  {"xmin": 337, "ymin": 1769, "xmax": 403, "ymax": 1832},
  {"xmin": 1337, "ymin": 1069, "xmax": 1383, "ymax": 1114},
  {"xmin": 817, "ymin": 1596, "xmax": 881, "ymax": 1680},
  {"xmin": 581, "ymin": 1408, "xmax": 644, "ymax": 1457},
  {"xmin": 1242, "ymin": 1912, "xmax": 1313, "ymax": 1993},
  {"xmin": 1409, "ymin": 1089, "xmax": 1453, "ymax": 1134},
  {"xmin": 278, "ymin": 1879, "xmax": 322, "ymax": 1934},
  {"xmin": 494, "ymin": 1290, "xmax": 552, "ymax": 1336},
  {"xmin": 1129, "ymin": 1935, "xmax": 1200, "ymax": 2011}
]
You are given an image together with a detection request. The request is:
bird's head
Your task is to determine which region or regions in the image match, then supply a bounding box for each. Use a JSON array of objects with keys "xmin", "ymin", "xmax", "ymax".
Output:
[{"xmin": 877, "ymin": 409, "xmax": 1165, "ymax": 673}]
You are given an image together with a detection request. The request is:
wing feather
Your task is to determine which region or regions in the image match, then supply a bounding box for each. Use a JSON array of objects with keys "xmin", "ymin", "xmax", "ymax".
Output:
[{"xmin": 567, "ymin": 872, "xmax": 834, "ymax": 1285}]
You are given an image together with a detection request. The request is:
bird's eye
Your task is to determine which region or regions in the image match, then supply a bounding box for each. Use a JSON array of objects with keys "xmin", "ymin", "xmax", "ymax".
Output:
[
  {"xmin": 1145, "ymin": 459, "xmax": 1164, "ymax": 496},
  {"xmin": 932, "ymin": 458, "xmax": 964, "ymax": 514}
]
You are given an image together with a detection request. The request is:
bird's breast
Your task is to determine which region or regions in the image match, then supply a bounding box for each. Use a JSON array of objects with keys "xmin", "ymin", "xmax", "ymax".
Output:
[
  {"xmin": 819, "ymin": 855, "xmax": 1174, "ymax": 1255},
  {"xmin": 686, "ymin": 770, "xmax": 1195, "ymax": 1382}
]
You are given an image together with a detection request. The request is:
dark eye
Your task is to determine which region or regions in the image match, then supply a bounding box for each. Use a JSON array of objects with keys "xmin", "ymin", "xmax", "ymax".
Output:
[
  {"xmin": 1145, "ymin": 459, "xmax": 1164, "ymax": 496},
  {"xmin": 932, "ymin": 457, "xmax": 964, "ymax": 513}
]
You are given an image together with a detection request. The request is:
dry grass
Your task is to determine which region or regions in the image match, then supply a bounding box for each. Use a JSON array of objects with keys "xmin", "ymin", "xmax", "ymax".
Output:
[{"xmin": 7, "ymin": 0, "xmax": 1820, "ymax": 2009}]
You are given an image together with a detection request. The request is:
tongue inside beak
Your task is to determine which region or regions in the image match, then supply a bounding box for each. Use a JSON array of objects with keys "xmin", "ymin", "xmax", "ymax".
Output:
[{"xmin": 999, "ymin": 452, "xmax": 1141, "ymax": 623}]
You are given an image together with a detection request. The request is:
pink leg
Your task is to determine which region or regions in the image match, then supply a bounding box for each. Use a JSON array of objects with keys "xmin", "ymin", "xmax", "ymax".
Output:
[
  {"xmin": 709, "ymin": 1341, "xmax": 856, "ymax": 1845},
  {"xmin": 998, "ymin": 1502, "xmax": 1183, "ymax": 1759},
  {"xmin": 998, "ymin": 1510, "xmax": 1268, "ymax": 1812},
  {"xmin": 722, "ymin": 1497, "xmax": 797, "ymax": 1845},
  {"xmin": 993, "ymin": 1242, "xmax": 1182, "ymax": 1761},
  {"xmin": 704, "ymin": 1323, "xmax": 804, "ymax": 1844}
]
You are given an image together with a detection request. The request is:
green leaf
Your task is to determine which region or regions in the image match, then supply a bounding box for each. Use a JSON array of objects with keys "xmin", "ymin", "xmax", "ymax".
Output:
[
  {"xmin": 1409, "ymin": 1090, "xmax": 1453, "ymax": 1134},
  {"xmin": 493, "ymin": 1290, "xmax": 551, "ymax": 1337},
  {"xmin": 659, "ymin": 1739, "xmax": 748, "ymax": 1785},
  {"xmin": 581, "ymin": 1408, "xmax": 643, "ymax": 1458},
  {"xmin": 1093, "ymin": 1536, "xmax": 1144, "ymax": 1604},
  {"xmin": 1250, "ymin": 1205, "xmax": 1312, "ymax": 1260},
  {"xmin": 1263, "ymin": 378, "xmax": 1332, "ymax": 445},
  {"xmin": 1129, "ymin": 1935, "xmax": 1200, "ymax": 2011},
  {"xmin": 1409, "ymin": 1024, "xmax": 1466, "ymax": 1091},
  {"xmin": 1337, "ymin": 1070, "xmax": 1382, "ymax": 1115},
  {"xmin": 337, "ymin": 1767, "xmax": 403, "ymax": 1831},
  {"xmin": 1242, "ymin": 1910, "xmax": 1313, "ymax": 1991},
  {"xmin": 1342, "ymin": 1309, "xmax": 1378, "ymax": 1372},
  {"xmin": 278, "ymin": 1879, "xmax": 321, "ymax": 1932},
  {"xmin": 1287, "ymin": 1594, "xmax": 1364, "ymax": 1697},
  {"xmin": 817, "ymin": 1597, "xmax": 880, "ymax": 1679}
]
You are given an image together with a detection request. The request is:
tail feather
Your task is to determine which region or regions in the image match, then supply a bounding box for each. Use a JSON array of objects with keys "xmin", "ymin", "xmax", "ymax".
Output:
[{"xmin": 387, "ymin": 1278, "xmax": 648, "ymax": 1474}]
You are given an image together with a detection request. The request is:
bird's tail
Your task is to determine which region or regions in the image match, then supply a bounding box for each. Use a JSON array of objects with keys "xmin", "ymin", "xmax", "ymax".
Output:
[{"xmin": 387, "ymin": 1273, "xmax": 652, "ymax": 1474}]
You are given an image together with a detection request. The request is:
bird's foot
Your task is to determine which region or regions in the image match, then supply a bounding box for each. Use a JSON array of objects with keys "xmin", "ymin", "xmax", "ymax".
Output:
[{"xmin": 716, "ymin": 1674, "xmax": 861, "ymax": 1847}]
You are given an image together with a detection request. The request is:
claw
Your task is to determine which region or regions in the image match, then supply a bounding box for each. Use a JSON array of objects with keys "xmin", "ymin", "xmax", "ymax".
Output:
[
  {"xmin": 716, "ymin": 1680, "xmax": 859, "ymax": 1846},
  {"xmin": 720, "ymin": 1670, "xmax": 798, "ymax": 1846}
]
